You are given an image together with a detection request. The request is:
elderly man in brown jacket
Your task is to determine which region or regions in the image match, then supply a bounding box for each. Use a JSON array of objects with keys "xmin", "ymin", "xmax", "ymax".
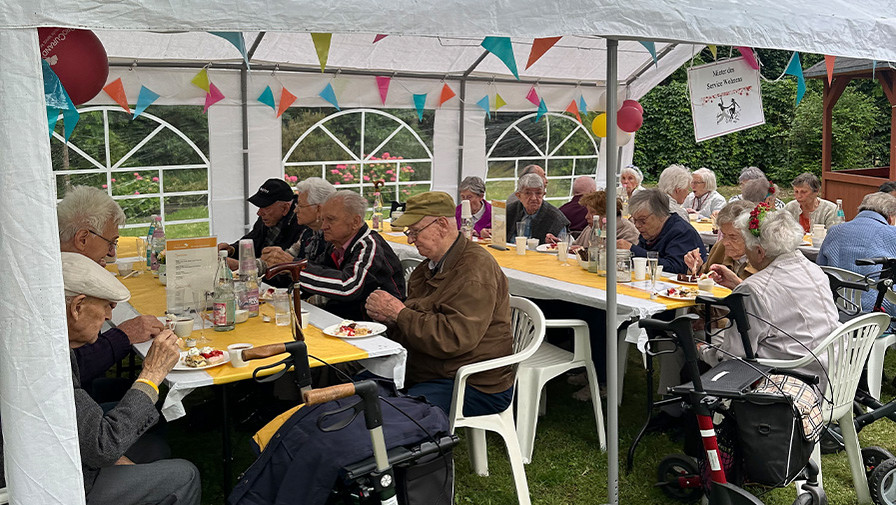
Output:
[{"xmin": 365, "ymin": 191, "xmax": 514, "ymax": 416}]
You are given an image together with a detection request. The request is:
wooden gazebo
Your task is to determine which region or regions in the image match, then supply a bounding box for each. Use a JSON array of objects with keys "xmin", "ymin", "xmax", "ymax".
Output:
[{"xmin": 805, "ymin": 58, "xmax": 896, "ymax": 219}]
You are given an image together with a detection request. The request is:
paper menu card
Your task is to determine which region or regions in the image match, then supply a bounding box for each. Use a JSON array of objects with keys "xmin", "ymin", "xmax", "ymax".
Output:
[
  {"xmin": 165, "ymin": 237, "xmax": 218, "ymax": 314},
  {"xmin": 491, "ymin": 200, "xmax": 506, "ymax": 249}
]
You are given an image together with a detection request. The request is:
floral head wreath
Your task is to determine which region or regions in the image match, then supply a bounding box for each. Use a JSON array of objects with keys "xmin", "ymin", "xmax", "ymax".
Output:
[
  {"xmin": 748, "ymin": 202, "xmax": 772, "ymax": 237},
  {"xmin": 766, "ymin": 183, "xmax": 776, "ymax": 198}
]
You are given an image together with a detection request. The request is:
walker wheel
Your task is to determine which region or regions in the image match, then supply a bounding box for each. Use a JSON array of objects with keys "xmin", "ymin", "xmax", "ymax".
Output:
[
  {"xmin": 870, "ymin": 458, "xmax": 896, "ymax": 505},
  {"xmin": 655, "ymin": 455, "xmax": 702, "ymax": 502},
  {"xmin": 792, "ymin": 484, "xmax": 827, "ymax": 505},
  {"xmin": 865, "ymin": 447, "xmax": 896, "ymax": 478}
]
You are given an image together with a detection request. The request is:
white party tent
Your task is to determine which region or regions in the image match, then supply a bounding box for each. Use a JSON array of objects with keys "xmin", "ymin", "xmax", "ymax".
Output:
[{"xmin": 1, "ymin": 1, "xmax": 895, "ymax": 503}]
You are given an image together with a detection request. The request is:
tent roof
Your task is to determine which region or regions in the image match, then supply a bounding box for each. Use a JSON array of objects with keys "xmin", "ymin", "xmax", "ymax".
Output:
[{"xmin": 804, "ymin": 57, "xmax": 896, "ymax": 79}]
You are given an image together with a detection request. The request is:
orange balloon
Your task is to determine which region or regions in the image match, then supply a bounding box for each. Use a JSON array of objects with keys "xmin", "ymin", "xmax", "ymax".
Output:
[{"xmin": 591, "ymin": 113, "xmax": 608, "ymax": 137}]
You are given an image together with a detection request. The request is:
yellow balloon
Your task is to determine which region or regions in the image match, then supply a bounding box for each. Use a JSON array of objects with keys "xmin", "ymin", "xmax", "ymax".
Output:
[{"xmin": 591, "ymin": 113, "xmax": 608, "ymax": 138}]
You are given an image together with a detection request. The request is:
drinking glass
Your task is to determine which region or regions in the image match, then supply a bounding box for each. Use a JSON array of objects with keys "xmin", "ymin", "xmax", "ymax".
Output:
[
  {"xmin": 647, "ymin": 251, "xmax": 660, "ymax": 297},
  {"xmin": 516, "ymin": 222, "xmax": 527, "ymax": 239},
  {"xmin": 192, "ymin": 290, "xmax": 212, "ymax": 345}
]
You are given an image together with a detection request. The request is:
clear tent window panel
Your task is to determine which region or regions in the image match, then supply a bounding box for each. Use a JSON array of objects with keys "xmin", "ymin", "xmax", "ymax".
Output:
[{"xmin": 51, "ymin": 106, "xmax": 211, "ymax": 239}]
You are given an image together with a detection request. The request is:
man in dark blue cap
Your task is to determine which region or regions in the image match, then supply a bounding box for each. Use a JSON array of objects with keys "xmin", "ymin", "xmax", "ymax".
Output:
[{"xmin": 217, "ymin": 178, "xmax": 307, "ymax": 270}]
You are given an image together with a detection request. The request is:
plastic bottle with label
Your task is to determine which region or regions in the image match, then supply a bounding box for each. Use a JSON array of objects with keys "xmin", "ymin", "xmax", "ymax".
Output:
[
  {"xmin": 213, "ymin": 250, "xmax": 235, "ymax": 331},
  {"xmin": 149, "ymin": 216, "xmax": 165, "ymax": 274},
  {"xmin": 238, "ymin": 239, "xmax": 260, "ymax": 318},
  {"xmin": 831, "ymin": 199, "xmax": 846, "ymax": 228},
  {"xmin": 145, "ymin": 215, "xmax": 157, "ymax": 268}
]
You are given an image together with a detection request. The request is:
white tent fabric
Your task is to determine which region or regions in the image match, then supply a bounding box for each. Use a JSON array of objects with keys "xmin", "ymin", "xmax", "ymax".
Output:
[{"xmin": 3, "ymin": 1, "xmax": 896, "ymax": 503}]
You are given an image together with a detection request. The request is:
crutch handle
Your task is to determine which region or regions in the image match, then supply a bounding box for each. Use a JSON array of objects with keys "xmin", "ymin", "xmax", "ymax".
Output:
[
  {"xmin": 241, "ymin": 343, "xmax": 287, "ymax": 361},
  {"xmin": 303, "ymin": 383, "xmax": 357, "ymax": 406}
]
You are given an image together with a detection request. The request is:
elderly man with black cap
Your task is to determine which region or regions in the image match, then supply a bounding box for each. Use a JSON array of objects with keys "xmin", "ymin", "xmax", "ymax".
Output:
[
  {"xmin": 0, "ymin": 253, "xmax": 201, "ymax": 504},
  {"xmin": 217, "ymin": 178, "xmax": 306, "ymax": 271},
  {"xmin": 365, "ymin": 191, "xmax": 514, "ymax": 416}
]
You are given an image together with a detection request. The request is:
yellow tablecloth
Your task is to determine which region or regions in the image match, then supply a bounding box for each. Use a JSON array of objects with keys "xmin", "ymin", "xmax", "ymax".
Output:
[
  {"xmin": 119, "ymin": 272, "xmax": 368, "ymax": 385},
  {"xmin": 691, "ymin": 221, "xmax": 715, "ymax": 233}
]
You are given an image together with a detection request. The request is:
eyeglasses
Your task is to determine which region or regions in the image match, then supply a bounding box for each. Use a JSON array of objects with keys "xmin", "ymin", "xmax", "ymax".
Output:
[
  {"xmin": 692, "ymin": 180, "xmax": 706, "ymax": 186},
  {"xmin": 403, "ymin": 218, "xmax": 439, "ymax": 239},
  {"xmin": 631, "ymin": 215, "xmax": 652, "ymax": 227},
  {"xmin": 89, "ymin": 229, "xmax": 118, "ymax": 250},
  {"xmin": 520, "ymin": 190, "xmax": 545, "ymax": 198}
]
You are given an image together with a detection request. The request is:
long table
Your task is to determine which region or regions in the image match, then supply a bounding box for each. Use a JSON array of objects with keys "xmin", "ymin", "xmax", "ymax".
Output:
[{"xmin": 690, "ymin": 220, "xmax": 820, "ymax": 261}]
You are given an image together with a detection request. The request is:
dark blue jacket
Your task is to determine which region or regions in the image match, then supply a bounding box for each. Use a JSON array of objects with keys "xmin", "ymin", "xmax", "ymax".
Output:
[
  {"xmin": 631, "ymin": 213, "xmax": 707, "ymax": 275},
  {"xmin": 228, "ymin": 383, "xmax": 449, "ymax": 505}
]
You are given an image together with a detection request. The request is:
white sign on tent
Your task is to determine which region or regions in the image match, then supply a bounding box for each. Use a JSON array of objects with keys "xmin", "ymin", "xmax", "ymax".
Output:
[{"xmin": 687, "ymin": 56, "xmax": 765, "ymax": 142}]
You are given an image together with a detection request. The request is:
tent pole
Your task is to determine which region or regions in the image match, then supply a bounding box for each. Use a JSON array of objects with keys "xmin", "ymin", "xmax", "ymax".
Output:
[
  {"xmin": 457, "ymin": 50, "xmax": 489, "ymax": 197},
  {"xmin": 241, "ymin": 33, "xmax": 266, "ymax": 230},
  {"xmin": 605, "ymin": 37, "xmax": 619, "ymax": 505}
]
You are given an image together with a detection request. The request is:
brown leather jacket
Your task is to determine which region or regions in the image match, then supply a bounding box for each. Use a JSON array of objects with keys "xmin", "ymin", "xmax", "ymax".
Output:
[{"xmin": 393, "ymin": 234, "xmax": 514, "ymax": 393}]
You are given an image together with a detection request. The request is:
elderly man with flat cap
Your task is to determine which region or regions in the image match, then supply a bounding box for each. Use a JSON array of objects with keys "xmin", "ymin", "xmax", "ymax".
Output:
[
  {"xmin": 365, "ymin": 191, "xmax": 514, "ymax": 416},
  {"xmin": 0, "ymin": 253, "xmax": 201, "ymax": 504},
  {"xmin": 217, "ymin": 178, "xmax": 307, "ymax": 273}
]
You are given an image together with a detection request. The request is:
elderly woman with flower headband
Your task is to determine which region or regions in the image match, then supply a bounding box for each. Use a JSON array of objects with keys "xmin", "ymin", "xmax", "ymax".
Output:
[
  {"xmin": 698, "ymin": 203, "xmax": 839, "ymax": 385},
  {"xmin": 783, "ymin": 172, "xmax": 838, "ymax": 233}
]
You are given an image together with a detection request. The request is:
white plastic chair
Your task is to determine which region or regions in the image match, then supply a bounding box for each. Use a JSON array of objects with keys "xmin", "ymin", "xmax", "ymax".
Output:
[
  {"xmin": 0, "ymin": 487, "xmax": 7, "ymax": 504},
  {"xmin": 820, "ymin": 265, "xmax": 896, "ymax": 401},
  {"xmin": 756, "ymin": 312, "xmax": 890, "ymax": 505},
  {"xmin": 515, "ymin": 318, "xmax": 606, "ymax": 463},
  {"xmin": 449, "ymin": 295, "xmax": 546, "ymax": 505},
  {"xmin": 400, "ymin": 257, "xmax": 422, "ymax": 283}
]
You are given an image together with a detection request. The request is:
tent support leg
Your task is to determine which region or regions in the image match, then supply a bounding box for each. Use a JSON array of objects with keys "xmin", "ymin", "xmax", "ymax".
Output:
[{"xmin": 605, "ymin": 36, "xmax": 619, "ymax": 505}]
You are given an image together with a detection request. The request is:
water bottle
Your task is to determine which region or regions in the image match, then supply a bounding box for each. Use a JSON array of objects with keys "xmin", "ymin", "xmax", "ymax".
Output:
[
  {"xmin": 831, "ymin": 199, "xmax": 846, "ymax": 228},
  {"xmin": 588, "ymin": 216, "xmax": 606, "ymax": 274},
  {"xmin": 150, "ymin": 216, "xmax": 165, "ymax": 274},
  {"xmin": 145, "ymin": 215, "xmax": 156, "ymax": 268},
  {"xmin": 213, "ymin": 250, "xmax": 235, "ymax": 331},
  {"xmin": 238, "ymin": 239, "xmax": 260, "ymax": 318},
  {"xmin": 460, "ymin": 200, "xmax": 473, "ymax": 240}
]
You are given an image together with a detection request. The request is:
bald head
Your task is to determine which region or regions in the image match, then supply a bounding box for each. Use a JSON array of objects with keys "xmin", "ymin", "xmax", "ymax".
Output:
[{"xmin": 572, "ymin": 176, "xmax": 597, "ymax": 196}]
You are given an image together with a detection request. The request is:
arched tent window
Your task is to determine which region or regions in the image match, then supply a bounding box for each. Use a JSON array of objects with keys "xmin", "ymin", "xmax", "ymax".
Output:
[
  {"xmin": 485, "ymin": 112, "xmax": 599, "ymax": 206},
  {"xmin": 282, "ymin": 108, "xmax": 434, "ymax": 209},
  {"xmin": 51, "ymin": 106, "xmax": 211, "ymax": 238}
]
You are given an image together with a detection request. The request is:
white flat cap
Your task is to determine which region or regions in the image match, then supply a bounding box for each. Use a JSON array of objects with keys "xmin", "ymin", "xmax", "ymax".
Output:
[{"xmin": 61, "ymin": 252, "xmax": 131, "ymax": 303}]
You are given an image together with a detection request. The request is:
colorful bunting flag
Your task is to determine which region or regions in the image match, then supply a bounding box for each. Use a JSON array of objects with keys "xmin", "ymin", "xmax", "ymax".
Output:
[
  {"xmin": 42, "ymin": 61, "xmax": 73, "ymax": 139},
  {"xmin": 133, "ymin": 86, "xmax": 160, "ymax": 119},
  {"xmin": 495, "ymin": 93, "xmax": 507, "ymax": 110},
  {"xmin": 824, "ymin": 55, "xmax": 836, "ymax": 84},
  {"xmin": 319, "ymin": 83, "xmax": 340, "ymax": 110},
  {"xmin": 535, "ymin": 98, "xmax": 547, "ymax": 122},
  {"xmin": 257, "ymin": 86, "xmax": 276, "ymax": 110},
  {"xmin": 476, "ymin": 95, "xmax": 491, "ymax": 119},
  {"xmin": 578, "ymin": 95, "xmax": 587, "ymax": 114},
  {"xmin": 47, "ymin": 107, "xmax": 60, "ymax": 137},
  {"xmin": 565, "ymin": 100, "xmax": 582, "ymax": 123},
  {"xmin": 413, "ymin": 93, "xmax": 427, "ymax": 121},
  {"xmin": 481, "ymin": 37, "xmax": 519, "ymax": 80},
  {"xmin": 62, "ymin": 107, "xmax": 79, "ymax": 142},
  {"xmin": 204, "ymin": 83, "xmax": 224, "ymax": 113},
  {"xmin": 873, "ymin": 60, "xmax": 878, "ymax": 80},
  {"xmin": 312, "ymin": 33, "xmax": 332, "ymax": 73},
  {"xmin": 373, "ymin": 34, "xmax": 388, "ymax": 43},
  {"xmin": 103, "ymin": 78, "xmax": 130, "ymax": 113},
  {"xmin": 735, "ymin": 47, "xmax": 759, "ymax": 70},
  {"xmin": 210, "ymin": 32, "xmax": 249, "ymax": 68},
  {"xmin": 191, "ymin": 68, "xmax": 210, "ymax": 92},
  {"xmin": 277, "ymin": 88, "xmax": 297, "ymax": 117},
  {"xmin": 526, "ymin": 36, "xmax": 561, "ymax": 69},
  {"xmin": 525, "ymin": 86, "xmax": 540, "ymax": 106},
  {"xmin": 638, "ymin": 41, "xmax": 657, "ymax": 67},
  {"xmin": 376, "ymin": 76, "xmax": 391, "ymax": 105},
  {"xmin": 438, "ymin": 84, "xmax": 456, "ymax": 106},
  {"xmin": 708, "ymin": 45, "xmax": 717, "ymax": 60},
  {"xmin": 784, "ymin": 52, "xmax": 806, "ymax": 106}
]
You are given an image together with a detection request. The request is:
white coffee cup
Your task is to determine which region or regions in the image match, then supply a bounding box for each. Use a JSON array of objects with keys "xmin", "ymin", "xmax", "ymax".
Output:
[
  {"xmin": 633, "ymin": 257, "xmax": 647, "ymax": 281},
  {"xmin": 811, "ymin": 224, "xmax": 826, "ymax": 245},
  {"xmin": 515, "ymin": 236, "xmax": 527, "ymax": 255},
  {"xmin": 227, "ymin": 343, "xmax": 253, "ymax": 368},
  {"xmin": 697, "ymin": 276, "xmax": 714, "ymax": 294},
  {"xmin": 300, "ymin": 309, "xmax": 310, "ymax": 330},
  {"xmin": 166, "ymin": 316, "xmax": 194, "ymax": 338},
  {"xmin": 527, "ymin": 238, "xmax": 539, "ymax": 250}
]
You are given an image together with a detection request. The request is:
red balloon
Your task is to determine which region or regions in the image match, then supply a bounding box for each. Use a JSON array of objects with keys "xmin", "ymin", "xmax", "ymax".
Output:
[
  {"xmin": 622, "ymin": 99, "xmax": 643, "ymax": 114},
  {"xmin": 617, "ymin": 106, "xmax": 643, "ymax": 133},
  {"xmin": 39, "ymin": 28, "xmax": 108, "ymax": 105}
]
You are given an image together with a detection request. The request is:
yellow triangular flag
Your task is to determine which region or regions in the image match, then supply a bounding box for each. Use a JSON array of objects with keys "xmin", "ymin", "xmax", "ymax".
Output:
[
  {"xmin": 311, "ymin": 33, "xmax": 332, "ymax": 73},
  {"xmin": 495, "ymin": 93, "xmax": 507, "ymax": 110},
  {"xmin": 708, "ymin": 45, "xmax": 717, "ymax": 60},
  {"xmin": 191, "ymin": 68, "xmax": 210, "ymax": 92}
]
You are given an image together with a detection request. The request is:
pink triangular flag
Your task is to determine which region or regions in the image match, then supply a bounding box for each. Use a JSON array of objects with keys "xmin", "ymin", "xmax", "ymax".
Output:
[
  {"xmin": 525, "ymin": 86, "xmax": 539, "ymax": 106},
  {"xmin": 203, "ymin": 83, "xmax": 224, "ymax": 113},
  {"xmin": 824, "ymin": 55, "xmax": 836, "ymax": 84},
  {"xmin": 373, "ymin": 34, "xmax": 388, "ymax": 43},
  {"xmin": 438, "ymin": 84, "xmax": 456, "ymax": 107},
  {"xmin": 277, "ymin": 88, "xmax": 297, "ymax": 117},
  {"xmin": 103, "ymin": 78, "xmax": 130, "ymax": 113},
  {"xmin": 376, "ymin": 76, "xmax": 391, "ymax": 105},
  {"xmin": 735, "ymin": 47, "xmax": 759, "ymax": 70}
]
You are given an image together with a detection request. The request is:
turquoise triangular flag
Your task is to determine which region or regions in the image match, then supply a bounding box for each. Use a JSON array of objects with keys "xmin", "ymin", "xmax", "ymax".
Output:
[
  {"xmin": 639, "ymin": 41, "xmax": 657, "ymax": 68},
  {"xmin": 578, "ymin": 95, "xmax": 587, "ymax": 114},
  {"xmin": 319, "ymin": 83, "xmax": 340, "ymax": 110},
  {"xmin": 257, "ymin": 86, "xmax": 276, "ymax": 110},
  {"xmin": 47, "ymin": 108, "xmax": 60, "ymax": 137},
  {"xmin": 476, "ymin": 95, "xmax": 491, "ymax": 119},
  {"xmin": 872, "ymin": 60, "xmax": 878, "ymax": 80},
  {"xmin": 535, "ymin": 98, "xmax": 548, "ymax": 122},
  {"xmin": 210, "ymin": 32, "xmax": 249, "ymax": 68},
  {"xmin": 784, "ymin": 52, "xmax": 806, "ymax": 106},
  {"xmin": 42, "ymin": 60, "xmax": 69, "ymax": 110},
  {"xmin": 413, "ymin": 93, "xmax": 427, "ymax": 121},
  {"xmin": 481, "ymin": 37, "xmax": 519, "ymax": 80},
  {"xmin": 62, "ymin": 106, "xmax": 79, "ymax": 142},
  {"xmin": 133, "ymin": 86, "xmax": 160, "ymax": 119}
]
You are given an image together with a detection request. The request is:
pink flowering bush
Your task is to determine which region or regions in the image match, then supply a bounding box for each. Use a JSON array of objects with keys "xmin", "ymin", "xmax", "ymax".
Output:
[
  {"xmin": 325, "ymin": 152, "xmax": 422, "ymax": 203},
  {"xmin": 111, "ymin": 171, "xmax": 160, "ymax": 196}
]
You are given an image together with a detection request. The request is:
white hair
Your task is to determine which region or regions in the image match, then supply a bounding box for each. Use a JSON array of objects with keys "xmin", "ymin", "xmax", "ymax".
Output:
[
  {"xmin": 459, "ymin": 176, "xmax": 486, "ymax": 196},
  {"xmin": 621, "ymin": 165, "xmax": 643, "ymax": 185},
  {"xmin": 517, "ymin": 173, "xmax": 545, "ymax": 191},
  {"xmin": 295, "ymin": 177, "xmax": 336, "ymax": 205},
  {"xmin": 628, "ymin": 188, "xmax": 669, "ymax": 218},
  {"xmin": 658, "ymin": 164, "xmax": 691, "ymax": 195},
  {"xmin": 735, "ymin": 208, "xmax": 803, "ymax": 259},
  {"xmin": 327, "ymin": 190, "xmax": 368, "ymax": 220},
  {"xmin": 57, "ymin": 186, "xmax": 126, "ymax": 243},
  {"xmin": 692, "ymin": 167, "xmax": 718, "ymax": 192}
]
